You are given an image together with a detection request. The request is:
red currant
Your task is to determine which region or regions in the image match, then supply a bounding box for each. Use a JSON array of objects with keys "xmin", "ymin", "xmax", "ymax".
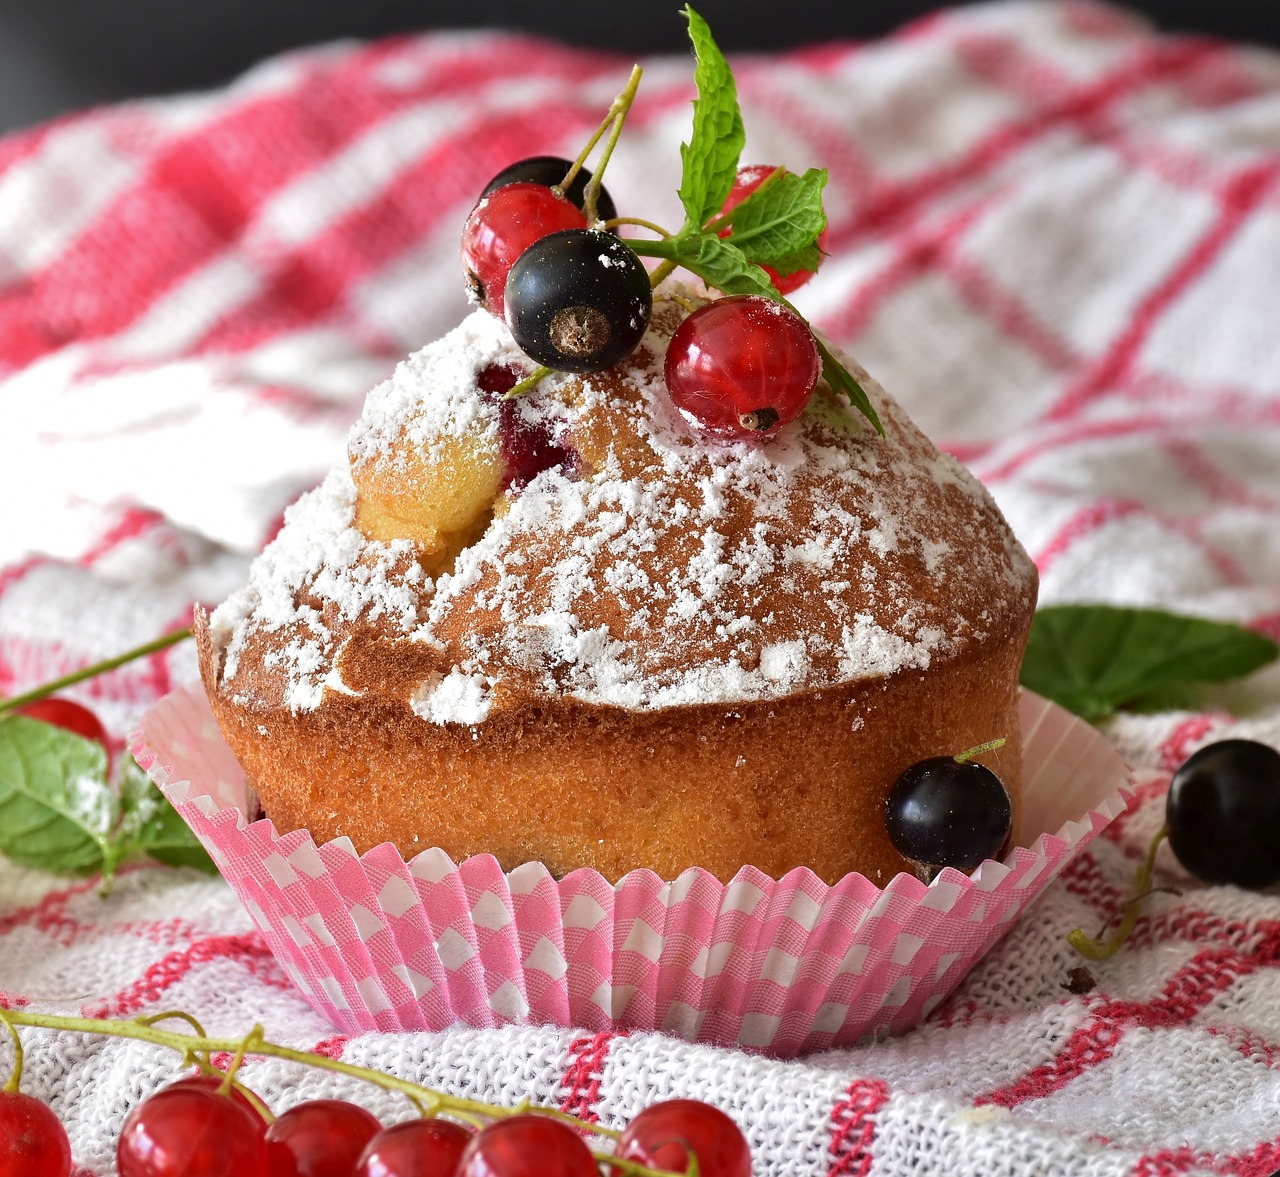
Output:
[
  {"xmin": 615, "ymin": 1099, "xmax": 751, "ymax": 1177},
  {"xmin": 265, "ymin": 1099, "xmax": 382, "ymax": 1177},
  {"xmin": 0, "ymin": 1091, "xmax": 72, "ymax": 1177},
  {"xmin": 456, "ymin": 1114, "xmax": 598, "ymax": 1177},
  {"xmin": 355, "ymin": 1119, "xmax": 473, "ymax": 1177},
  {"xmin": 718, "ymin": 164, "xmax": 828, "ymax": 294},
  {"xmin": 476, "ymin": 364, "xmax": 577, "ymax": 490},
  {"xmin": 664, "ymin": 295, "xmax": 820, "ymax": 441},
  {"xmin": 480, "ymin": 156, "xmax": 617, "ymax": 226},
  {"xmin": 15, "ymin": 697, "xmax": 110, "ymax": 756},
  {"xmin": 462, "ymin": 183, "xmax": 588, "ymax": 318},
  {"xmin": 117, "ymin": 1084, "xmax": 268, "ymax": 1177},
  {"xmin": 164, "ymin": 1072, "xmax": 270, "ymax": 1125}
]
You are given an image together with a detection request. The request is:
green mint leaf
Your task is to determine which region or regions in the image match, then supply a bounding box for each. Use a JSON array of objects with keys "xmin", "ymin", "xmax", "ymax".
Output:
[
  {"xmin": 640, "ymin": 230, "xmax": 778, "ymax": 296},
  {"xmin": 678, "ymin": 5, "xmax": 744, "ymax": 229},
  {"xmin": 113, "ymin": 756, "xmax": 218, "ymax": 875},
  {"xmin": 1020, "ymin": 604, "xmax": 1280, "ymax": 722},
  {"xmin": 815, "ymin": 339, "xmax": 884, "ymax": 435},
  {"xmin": 720, "ymin": 168, "xmax": 828, "ymax": 266},
  {"xmin": 0, "ymin": 716, "xmax": 113, "ymax": 874}
]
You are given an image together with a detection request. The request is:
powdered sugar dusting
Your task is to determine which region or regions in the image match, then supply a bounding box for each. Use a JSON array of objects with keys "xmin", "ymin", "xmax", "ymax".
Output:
[{"xmin": 209, "ymin": 297, "xmax": 1036, "ymax": 722}]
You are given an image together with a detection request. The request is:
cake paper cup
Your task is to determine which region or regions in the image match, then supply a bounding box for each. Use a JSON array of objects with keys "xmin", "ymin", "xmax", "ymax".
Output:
[{"xmin": 131, "ymin": 685, "xmax": 1130, "ymax": 1058}]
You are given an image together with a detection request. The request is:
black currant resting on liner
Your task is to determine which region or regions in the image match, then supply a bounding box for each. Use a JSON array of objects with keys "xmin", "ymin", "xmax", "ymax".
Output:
[
  {"xmin": 504, "ymin": 228, "xmax": 652, "ymax": 373},
  {"xmin": 480, "ymin": 155, "xmax": 618, "ymax": 225},
  {"xmin": 1166, "ymin": 738, "xmax": 1280, "ymax": 890},
  {"xmin": 885, "ymin": 752, "xmax": 1013, "ymax": 877}
]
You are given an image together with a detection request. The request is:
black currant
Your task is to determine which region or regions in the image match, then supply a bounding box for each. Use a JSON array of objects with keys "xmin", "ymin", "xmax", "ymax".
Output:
[
  {"xmin": 1166, "ymin": 738, "xmax": 1280, "ymax": 890},
  {"xmin": 504, "ymin": 229, "xmax": 652, "ymax": 373},
  {"xmin": 480, "ymin": 156, "xmax": 618, "ymax": 225},
  {"xmin": 885, "ymin": 756, "xmax": 1012, "ymax": 876}
]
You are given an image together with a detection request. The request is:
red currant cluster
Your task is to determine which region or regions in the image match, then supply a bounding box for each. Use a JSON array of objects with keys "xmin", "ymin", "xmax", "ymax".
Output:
[
  {"xmin": 461, "ymin": 152, "xmax": 826, "ymax": 444},
  {"xmin": 0, "ymin": 1011, "xmax": 750, "ymax": 1177}
]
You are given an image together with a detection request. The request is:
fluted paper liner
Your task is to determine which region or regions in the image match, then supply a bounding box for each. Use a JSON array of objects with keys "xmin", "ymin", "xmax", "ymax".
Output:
[{"xmin": 132, "ymin": 685, "xmax": 1130, "ymax": 1057}]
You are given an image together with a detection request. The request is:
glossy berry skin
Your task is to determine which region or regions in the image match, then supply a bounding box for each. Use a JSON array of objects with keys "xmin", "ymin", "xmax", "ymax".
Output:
[
  {"xmin": 265, "ymin": 1099, "xmax": 382, "ymax": 1177},
  {"xmin": 616, "ymin": 1099, "xmax": 751, "ymax": 1177},
  {"xmin": 480, "ymin": 156, "xmax": 617, "ymax": 226},
  {"xmin": 885, "ymin": 757, "xmax": 1012, "ymax": 873},
  {"xmin": 0, "ymin": 1091, "xmax": 72, "ymax": 1177},
  {"xmin": 1166, "ymin": 739, "xmax": 1280, "ymax": 889},
  {"xmin": 355, "ymin": 1119, "xmax": 473, "ymax": 1177},
  {"xmin": 164, "ymin": 1072, "xmax": 269, "ymax": 1125},
  {"xmin": 664, "ymin": 295, "xmax": 820, "ymax": 441},
  {"xmin": 117, "ymin": 1084, "xmax": 268, "ymax": 1177},
  {"xmin": 456, "ymin": 1113, "xmax": 598, "ymax": 1177},
  {"xmin": 504, "ymin": 229, "xmax": 651, "ymax": 373},
  {"xmin": 718, "ymin": 164, "xmax": 828, "ymax": 294},
  {"xmin": 462, "ymin": 182, "xmax": 587, "ymax": 318}
]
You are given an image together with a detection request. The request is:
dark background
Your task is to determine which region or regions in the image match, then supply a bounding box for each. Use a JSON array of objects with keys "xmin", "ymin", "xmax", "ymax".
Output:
[{"xmin": 2, "ymin": 1, "xmax": 1280, "ymax": 135}]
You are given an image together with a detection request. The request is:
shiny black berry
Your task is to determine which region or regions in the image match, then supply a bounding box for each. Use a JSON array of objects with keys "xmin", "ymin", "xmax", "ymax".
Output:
[
  {"xmin": 480, "ymin": 155, "xmax": 617, "ymax": 225},
  {"xmin": 504, "ymin": 229, "xmax": 651, "ymax": 373},
  {"xmin": 885, "ymin": 756, "xmax": 1012, "ymax": 875},
  {"xmin": 1166, "ymin": 738, "xmax": 1280, "ymax": 890}
]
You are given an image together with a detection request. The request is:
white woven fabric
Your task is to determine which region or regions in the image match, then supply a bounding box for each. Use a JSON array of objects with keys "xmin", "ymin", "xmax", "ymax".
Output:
[{"xmin": 2, "ymin": 3, "xmax": 1280, "ymax": 1173}]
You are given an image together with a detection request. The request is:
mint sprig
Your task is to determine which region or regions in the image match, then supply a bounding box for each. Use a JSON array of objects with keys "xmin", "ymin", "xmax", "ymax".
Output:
[
  {"xmin": 0, "ymin": 715, "xmax": 215, "ymax": 884},
  {"xmin": 624, "ymin": 6, "xmax": 883, "ymax": 436},
  {"xmin": 1019, "ymin": 604, "xmax": 1279, "ymax": 722}
]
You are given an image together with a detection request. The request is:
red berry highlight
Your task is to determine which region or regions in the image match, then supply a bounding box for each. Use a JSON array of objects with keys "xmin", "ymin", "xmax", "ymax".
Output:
[
  {"xmin": 664, "ymin": 295, "xmax": 821, "ymax": 441},
  {"xmin": 616, "ymin": 1099, "xmax": 752, "ymax": 1177},
  {"xmin": 117, "ymin": 1084, "xmax": 268, "ymax": 1177},
  {"xmin": 462, "ymin": 183, "xmax": 588, "ymax": 318},
  {"xmin": 356, "ymin": 1118, "xmax": 473, "ymax": 1177},
  {"xmin": 457, "ymin": 1113, "xmax": 598, "ymax": 1177},
  {"xmin": 719, "ymin": 164, "xmax": 828, "ymax": 294},
  {"xmin": 0, "ymin": 1091, "xmax": 72, "ymax": 1177},
  {"xmin": 265, "ymin": 1099, "xmax": 382, "ymax": 1177}
]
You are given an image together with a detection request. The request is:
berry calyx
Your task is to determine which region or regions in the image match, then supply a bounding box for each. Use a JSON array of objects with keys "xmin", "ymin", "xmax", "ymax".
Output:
[
  {"xmin": 1166, "ymin": 738, "xmax": 1280, "ymax": 889},
  {"xmin": 355, "ymin": 1119, "xmax": 473, "ymax": 1177},
  {"xmin": 264, "ymin": 1099, "xmax": 382, "ymax": 1177},
  {"xmin": 457, "ymin": 1114, "xmax": 598, "ymax": 1177},
  {"xmin": 480, "ymin": 156, "xmax": 617, "ymax": 226},
  {"xmin": 504, "ymin": 228, "xmax": 652, "ymax": 373},
  {"xmin": 616, "ymin": 1099, "xmax": 752, "ymax": 1177},
  {"xmin": 664, "ymin": 295, "xmax": 820, "ymax": 441},
  {"xmin": 717, "ymin": 164, "xmax": 827, "ymax": 294},
  {"xmin": 461, "ymin": 183, "xmax": 588, "ymax": 318},
  {"xmin": 885, "ymin": 750, "xmax": 1012, "ymax": 877},
  {"xmin": 0, "ymin": 1091, "xmax": 72, "ymax": 1177},
  {"xmin": 117, "ymin": 1083, "xmax": 269, "ymax": 1177}
]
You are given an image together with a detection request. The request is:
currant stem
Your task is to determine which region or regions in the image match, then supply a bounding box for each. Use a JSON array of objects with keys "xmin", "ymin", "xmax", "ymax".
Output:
[
  {"xmin": 0, "ymin": 1012, "xmax": 24, "ymax": 1094},
  {"xmin": 954, "ymin": 738, "xmax": 1007, "ymax": 764},
  {"xmin": 1068, "ymin": 825, "xmax": 1170, "ymax": 961},
  {"xmin": 505, "ymin": 366, "xmax": 553, "ymax": 398},
  {"xmin": 582, "ymin": 65, "xmax": 643, "ymax": 225},
  {"xmin": 605, "ymin": 217, "xmax": 673, "ymax": 239},
  {"xmin": 0, "ymin": 627, "xmax": 192, "ymax": 715},
  {"xmin": 0, "ymin": 1007, "xmax": 673, "ymax": 1175}
]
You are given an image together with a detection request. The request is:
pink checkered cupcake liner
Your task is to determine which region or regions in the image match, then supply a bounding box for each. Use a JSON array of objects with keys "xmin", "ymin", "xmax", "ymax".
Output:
[{"xmin": 131, "ymin": 684, "xmax": 1130, "ymax": 1057}]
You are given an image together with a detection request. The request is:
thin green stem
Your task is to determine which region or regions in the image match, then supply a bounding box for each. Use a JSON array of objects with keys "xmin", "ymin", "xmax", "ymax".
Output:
[
  {"xmin": 1069, "ymin": 825, "xmax": 1170, "ymax": 961},
  {"xmin": 0, "ymin": 1008, "xmax": 673, "ymax": 1172},
  {"xmin": 954, "ymin": 738, "xmax": 1008, "ymax": 764},
  {"xmin": 581, "ymin": 65, "xmax": 643, "ymax": 225},
  {"xmin": 561, "ymin": 64, "xmax": 643, "ymax": 221},
  {"xmin": 648, "ymin": 259, "xmax": 679, "ymax": 289},
  {"xmin": 604, "ymin": 216, "xmax": 673, "ymax": 239},
  {"xmin": 0, "ymin": 627, "xmax": 192, "ymax": 715},
  {"xmin": 0, "ymin": 1010, "xmax": 23, "ymax": 1093},
  {"xmin": 504, "ymin": 366, "xmax": 553, "ymax": 399}
]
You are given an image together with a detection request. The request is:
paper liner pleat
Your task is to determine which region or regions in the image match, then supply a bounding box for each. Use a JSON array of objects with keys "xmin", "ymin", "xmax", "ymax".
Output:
[{"xmin": 132, "ymin": 684, "xmax": 1131, "ymax": 1058}]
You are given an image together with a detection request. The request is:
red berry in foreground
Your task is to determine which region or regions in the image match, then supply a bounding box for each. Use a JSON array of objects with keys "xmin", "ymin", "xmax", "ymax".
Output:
[
  {"xmin": 165, "ymin": 1072, "xmax": 270, "ymax": 1124},
  {"xmin": 885, "ymin": 756, "xmax": 1012, "ymax": 874},
  {"xmin": 266, "ymin": 1099, "xmax": 382, "ymax": 1177},
  {"xmin": 356, "ymin": 1118, "xmax": 473, "ymax": 1177},
  {"xmin": 664, "ymin": 295, "xmax": 820, "ymax": 441},
  {"xmin": 0, "ymin": 1091, "xmax": 72, "ymax": 1177},
  {"xmin": 616, "ymin": 1099, "xmax": 752, "ymax": 1177},
  {"xmin": 457, "ymin": 1114, "xmax": 598, "ymax": 1177},
  {"xmin": 462, "ymin": 182, "xmax": 588, "ymax": 318},
  {"xmin": 719, "ymin": 163, "xmax": 829, "ymax": 294},
  {"xmin": 117, "ymin": 1084, "xmax": 268, "ymax": 1177}
]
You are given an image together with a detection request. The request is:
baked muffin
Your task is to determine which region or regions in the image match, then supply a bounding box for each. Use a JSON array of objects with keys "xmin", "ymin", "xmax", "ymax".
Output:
[{"xmin": 197, "ymin": 294, "xmax": 1037, "ymax": 885}]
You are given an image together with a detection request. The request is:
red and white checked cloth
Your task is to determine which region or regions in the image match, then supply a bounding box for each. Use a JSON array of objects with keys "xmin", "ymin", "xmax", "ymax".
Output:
[{"xmin": 3, "ymin": 2, "xmax": 1280, "ymax": 1173}]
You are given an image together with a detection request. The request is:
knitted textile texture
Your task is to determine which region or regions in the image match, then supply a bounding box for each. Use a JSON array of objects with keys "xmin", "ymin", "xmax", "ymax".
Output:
[{"xmin": 4, "ymin": 3, "xmax": 1280, "ymax": 1174}]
